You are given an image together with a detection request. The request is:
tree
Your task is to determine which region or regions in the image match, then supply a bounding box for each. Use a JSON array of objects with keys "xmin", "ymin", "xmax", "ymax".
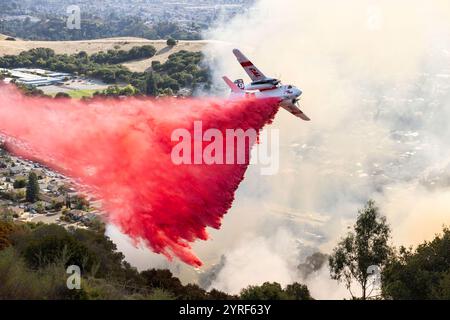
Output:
[
  {"xmin": 120, "ymin": 84, "xmax": 138, "ymax": 96},
  {"xmin": 140, "ymin": 269, "xmax": 184, "ymax": 296},
  {"xmin": 95, "ymin": 85, "xmax": 138, "ymax": 97},
  {"xmin": 77, "ymin": 51, "xmax": 88, "ymax": 59},
  {"xmin": 240, "ymin": 282, "xmax": 312, "ymax": 300},
  {"xmin": 285, "ymin": 283, "xmax": 313, "ymax": 300},
  {"xmin": 71, "ymin": 195, "xmax": 89, "ymax": 211},
  {"xmin": 54, "ymin": 92, "xmax": 71, "ymax": 99},
  {"xmin": 166, "ymin": 38, "xmax": 177, "ymax": 46},
  {"xmin": 13, "ymin": 224, "xmax": 95, "ymax": 271},
  {"xmin": 145, "ymin": 72, "xmax": 158, "ymax": 96},
  {"xmin": 35, "ymin": 202, "xmax": 45, "ymax": 214},
  {"xmin": 158, "ymin": 88, "xmax": 174, "ymax": 97},
  {"xmin": 26, "ymin": 172, "xmax": 40, "ymax": 203},
  {"xmin": 240, "ymin": 282, "xmax": 287, "ymax": 300},
  {"xmin": 151, "ymin": 60, "xmax": 161, "ymax": 71},
  {"xmin": 13, "ymin": 178, "xmax": 27, "ymax": 189},
  {"xmin": 329, "ymin": 200, "xmax": 392, "ymax": 299},
  {"xmin": 208, "ymin": 289, "xmax": 236, "ymax": 300},
  {"xmin": 382, "ymin": 227, "xmax": 450, "ymax": 300},
  {"xmin": 180, "ymin": 283, "xmax": 208, "ymax": 300}
]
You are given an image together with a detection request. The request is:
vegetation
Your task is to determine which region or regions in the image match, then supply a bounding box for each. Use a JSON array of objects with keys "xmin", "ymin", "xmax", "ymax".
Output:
[
  {"xmin": 0, "ymin": 220, "xmax": 21, "ymax": 250},
  {"xmin": 149, "ymin": 50, "xmax": 210, "ymax": 92},
  {"xmin": 240, "ymin": 282, "xmax": 312, "ymax": 300},
  {"xmin": 382, "ymin": 228, "xmax": 450, "ymax": 300},
  {"xmin": 1, "ymin": 48, "xmax": 211, "ymax": 96},
  {"xmin": 13, "ymin": 178, "xmax": 26, "ymax": 189},
  {"xmin": 90, "ymin": 45, "xmax": 156, "ymax": 64},
  {"xmin": 0, "ymin": 16, "xmax": 201, "ymax": 41},
  {"xmin": 0, "ymin": 218, "xmax": 319, "ymax": 300},
  {"xmin": 54, "ymin": 89, "xmax": 105, "ymax": 99},
  {"xmin": 0, "ymin": 47, "xmax": 153, "ymax": 84},
  {"xmin": 0, "ymin": 221, "xmax": 235, "ymax": 300},
  {"xmin": 1, "ymin": 158, "xmax": 448, "ymax": 302},
  {"xmin": 67, "ymin": 195, "xmax": 90, "ymax": 211},
  {"xmin": 54, "ymin": 92, "xmax": 71, "ymax": 99},
  {"xmin": 25, "ymin": 172, "xmax": 40, "ymax": 203},
  {"xmin": 93, "ymin": 85, "xmax": 138, "ymax": 97},
  {"xmin": 329, "ymin": 200, "xmax": 393, "ymax": 299},
  {"xmin": 11, "ymin": 82, "xmax": 46, "ymax": 97},
  {"xmin": 167, "ymin": 38, "xmax": 178, "ymax": 46}
]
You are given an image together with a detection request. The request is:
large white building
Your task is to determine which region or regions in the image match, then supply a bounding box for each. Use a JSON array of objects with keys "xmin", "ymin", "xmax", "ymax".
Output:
[{"xmin": 0, "ymin": 68, "xmax": 71, "ymax": 86}]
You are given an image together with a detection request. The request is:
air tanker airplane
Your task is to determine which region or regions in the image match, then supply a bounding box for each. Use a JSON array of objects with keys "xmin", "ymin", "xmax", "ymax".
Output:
[{"xmin": 223, "ymin": 49, "xmax": 310, "ymax": 121}]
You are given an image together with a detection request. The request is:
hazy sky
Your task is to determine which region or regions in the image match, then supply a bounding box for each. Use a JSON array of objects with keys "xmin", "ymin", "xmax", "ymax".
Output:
[{"xmin": 109, "ymin": 0, "xmax": 450, "ymax": 299}]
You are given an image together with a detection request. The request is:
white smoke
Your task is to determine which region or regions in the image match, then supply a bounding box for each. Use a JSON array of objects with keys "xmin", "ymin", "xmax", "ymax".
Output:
[
  {"xmin": 195, "ymin": 0, "xmax": 450, "ymax": 298},
  {"xmin": 112, "ymin": 0, "xmax": 450, "ymax": 299},
  {"xmin": 206, "ymin": 228, "xmax": 299, "ymax": 294}
]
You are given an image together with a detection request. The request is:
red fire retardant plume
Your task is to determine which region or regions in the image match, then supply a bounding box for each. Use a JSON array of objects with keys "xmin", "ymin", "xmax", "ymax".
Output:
[{"xmin": 0, "ymin": 84, "xmax": 279, "ymax": 266}]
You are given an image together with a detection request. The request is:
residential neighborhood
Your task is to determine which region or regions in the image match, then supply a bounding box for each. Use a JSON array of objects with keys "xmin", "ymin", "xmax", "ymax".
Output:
[
  {"xmin": 0, "ymin": 139, "xmax": 104, "ymax": 229},
  {"xmin": 0, "ymin": 0, "xmax": 253, "ymax": 29}
]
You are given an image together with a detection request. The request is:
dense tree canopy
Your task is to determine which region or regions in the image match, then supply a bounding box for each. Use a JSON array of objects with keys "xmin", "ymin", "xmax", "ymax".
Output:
[
  {"xmin": 240, "ymin": 282, "xmax": 312, "ymax": 300},
  {"xmin": 382, "ymin": 228, "xmax": 450, "ymax": 300}
]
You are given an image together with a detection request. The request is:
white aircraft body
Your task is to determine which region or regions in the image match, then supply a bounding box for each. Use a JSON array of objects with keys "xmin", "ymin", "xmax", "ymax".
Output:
[{"xmin": 223, "ymin": 49, "xmax": 310, "ymax": 121}]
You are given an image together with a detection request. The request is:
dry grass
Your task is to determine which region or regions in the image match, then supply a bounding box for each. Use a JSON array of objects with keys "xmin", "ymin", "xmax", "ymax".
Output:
[{"xmin": 0, "ymin": 36, "xmax": 208, "ymax": 72}]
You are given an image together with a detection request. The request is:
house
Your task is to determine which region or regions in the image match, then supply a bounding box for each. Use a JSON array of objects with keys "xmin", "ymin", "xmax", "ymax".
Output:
[
  {"xmin": 67, "ymin": 209, "xmax": 88, "ymax": 221},
  {"xmin": 38, "ymin": 193, "xmax": 65, "ymax": 205},
  {"xmin": 9, "ymin": 165, "xmax": 24, "ymax": 175}
]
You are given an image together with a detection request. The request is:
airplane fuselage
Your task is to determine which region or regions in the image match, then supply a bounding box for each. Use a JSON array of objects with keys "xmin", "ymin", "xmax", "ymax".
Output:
[{"xmin": 231, "ymin": 84, "xmax": 302, "ymax": 106}]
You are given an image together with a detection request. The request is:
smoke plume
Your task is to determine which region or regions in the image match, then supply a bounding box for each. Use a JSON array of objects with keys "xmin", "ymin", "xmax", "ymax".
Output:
[
  {"xmin": 183, "ymin": 0, "xmax": 450, "ymax": 297},
  {"xmin": 0, "ymin": 84, "xmax": 279, "ymax": 266}
]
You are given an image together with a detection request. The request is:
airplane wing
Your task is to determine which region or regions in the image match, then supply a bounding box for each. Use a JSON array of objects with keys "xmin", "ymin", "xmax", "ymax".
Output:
[
  {"xmin": 281, "ymin": 104, "xmax": 311, "ymax": 121},
  {"xmin": 233, "ymin": 49, "xmax": 267, "ymax": 82}
]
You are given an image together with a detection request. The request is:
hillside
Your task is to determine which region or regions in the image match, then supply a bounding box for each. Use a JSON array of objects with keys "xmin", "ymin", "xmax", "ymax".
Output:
[{"xmin": 0, "ymin": 37, "xmax": 208, "ymax": 72}]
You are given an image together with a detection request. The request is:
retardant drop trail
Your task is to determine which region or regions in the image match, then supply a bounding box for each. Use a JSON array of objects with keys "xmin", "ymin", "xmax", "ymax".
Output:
[{"xmin": 0, "ymin": 84, "xmax": 279, "ymax": 266}]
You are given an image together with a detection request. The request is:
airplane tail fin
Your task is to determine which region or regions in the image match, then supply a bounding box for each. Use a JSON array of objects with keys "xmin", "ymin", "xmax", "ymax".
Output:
[{"xmin": 222, "ymin": 76, "xmax": 242, "ymax": 93}]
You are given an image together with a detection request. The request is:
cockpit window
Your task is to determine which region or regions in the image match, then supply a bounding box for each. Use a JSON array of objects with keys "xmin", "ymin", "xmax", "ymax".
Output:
[{"xmin": 288, "ymin": 85, "xmax": 292, "ymax": 89}]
